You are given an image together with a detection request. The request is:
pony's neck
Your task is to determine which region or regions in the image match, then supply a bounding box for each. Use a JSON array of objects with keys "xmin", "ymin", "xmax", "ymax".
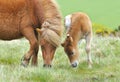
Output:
[
  {"xmin": 32, "ymin": 0, "xmax": 44, "ymax": 24},
  {"xmin": 33, "ymin": 0, "xmax": 61, "ymax": 23},
  {"xmin": 40, "ymin": 0, "xmax": 61, "ymax": 19}
]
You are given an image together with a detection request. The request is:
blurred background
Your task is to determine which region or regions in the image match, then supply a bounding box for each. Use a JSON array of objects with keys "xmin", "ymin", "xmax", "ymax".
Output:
[{"xmin": 57, "ymin": 0, "xmax": 120, "ymax": 29}]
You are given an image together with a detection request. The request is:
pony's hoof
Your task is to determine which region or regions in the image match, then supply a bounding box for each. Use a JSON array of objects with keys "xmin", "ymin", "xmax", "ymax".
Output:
[
  {"xmin": 21, "ymin": 61, "xmax": 28, "ymax": 67},
  {"xmin": 21, "ymin": 56, "xmax": 29, "ymax": 67},
  {"xmin": 88, "ymin": 64, "xmax": 92, "ymax": 69},
  {"xmin": 88, "ymin": 61, "xmax": 93, "ymax": 69}
]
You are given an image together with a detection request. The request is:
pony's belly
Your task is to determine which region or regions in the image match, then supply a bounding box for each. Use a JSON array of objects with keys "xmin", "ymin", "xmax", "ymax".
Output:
[
  {"xmin": 0, "ymin": 21, "xmax": 23, "ymax": 40},
  {"xmin": 0, "ymin": 29, "xmax": 23, "ymax": 40},
  {"xmin": 0, "ymin": 12, "xmax": 24, "ymax": 40}
]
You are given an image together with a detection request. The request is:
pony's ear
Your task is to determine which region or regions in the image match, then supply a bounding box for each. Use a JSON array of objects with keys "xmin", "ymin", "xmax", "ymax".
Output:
[
  {"xmin": 61, "ymin": 43, "xmax": 65, "ymax": 47},
  {"xmin": 36, "ymin": 28, "xmax": 42, "ymax": 35},
  {"xmin": 42, "ymin": 21, "xmax": 50, "ymax": 28},
  {"xmin": 36, "ymin": 28, "xmax": 41, "ymax": 32}
]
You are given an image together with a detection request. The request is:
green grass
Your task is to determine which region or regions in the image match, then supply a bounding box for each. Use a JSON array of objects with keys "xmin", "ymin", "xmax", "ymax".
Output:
[
  {"xmin": 0, "ymin": 37, "xmax": 120, "ymax": 82},
  {"xmin": 0, "ymin": 1, "xmax": 120, "ymax": 81},
  {"xmin": 57, "ymin": 0, "xmax": 120, "ymax": 29}
]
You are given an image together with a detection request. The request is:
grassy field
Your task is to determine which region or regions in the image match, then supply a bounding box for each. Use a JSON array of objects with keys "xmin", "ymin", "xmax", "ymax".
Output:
[
  {"xmin": 0, "ymin": 0, "xmax": 120, "ymax": 82},
  {"xmin": 57, "ymin": 0, "xmax": 120, "ymax": 29},
  {"xmin": 0, "ymin": 36, "xmax": 120, "ymax": 82}
]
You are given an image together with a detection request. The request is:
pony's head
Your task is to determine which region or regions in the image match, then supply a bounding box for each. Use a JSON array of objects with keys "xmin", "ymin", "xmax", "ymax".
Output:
[
  {"xmin": 61, "ymin": 34, "xmax": 79, "ymax": 67},
  {"xmin": 36, "ymin": 20, "xmax": 61, "ymax": 67}
]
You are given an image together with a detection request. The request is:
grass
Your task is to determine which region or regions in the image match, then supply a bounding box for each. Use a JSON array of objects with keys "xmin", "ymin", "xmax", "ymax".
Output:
[
  {"xmin": 57, "ymin": 0, "xmax": 120, "ymax": 29},
  {"xmin": 0, "ymin": 36, "xmax": 120, "ymax": 82},
  {"xmin": 0, "ymin": 0, "xmax": 120, "ymax": 82}
]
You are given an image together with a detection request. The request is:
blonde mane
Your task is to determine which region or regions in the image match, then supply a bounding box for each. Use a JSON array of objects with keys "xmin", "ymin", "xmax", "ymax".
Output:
[{"xmin": 38, "ymin": 0, "xmax": 63, "ymax": 47}]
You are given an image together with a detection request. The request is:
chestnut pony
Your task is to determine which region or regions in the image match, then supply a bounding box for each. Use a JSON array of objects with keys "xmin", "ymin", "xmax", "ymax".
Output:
[
  {"xmin": 62, "ymin": 12, "xmax": 92, "ymax": 68},
  {"xmin": 0, "ymin": 0, "xmax": 62, "ymax": 67}
]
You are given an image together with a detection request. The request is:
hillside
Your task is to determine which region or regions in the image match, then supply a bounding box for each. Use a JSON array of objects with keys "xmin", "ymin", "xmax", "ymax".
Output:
[{"xmin": 57, "ymin": 0, "xmax": 120, "ymax": 29}]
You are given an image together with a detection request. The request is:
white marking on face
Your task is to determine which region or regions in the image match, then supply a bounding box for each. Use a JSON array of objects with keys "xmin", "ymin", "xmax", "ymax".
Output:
[{"xmin": 64, "ymin": 15, "xmax": 72, "ymax": 30}]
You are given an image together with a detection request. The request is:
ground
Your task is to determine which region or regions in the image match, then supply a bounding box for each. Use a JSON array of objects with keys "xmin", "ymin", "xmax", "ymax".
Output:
[{"xmin": 0, "ymin": 36, "xmax": 120, "ymax": 82}]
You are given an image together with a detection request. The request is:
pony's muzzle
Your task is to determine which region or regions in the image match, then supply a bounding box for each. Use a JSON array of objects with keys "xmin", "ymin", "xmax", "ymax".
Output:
[
  {"xmin": 71, "ymin": 61, "xmax": 79, "ymax": 68},
  {"xmin": 43, "ymin": 64, "xmax": 52, "ymax": 68}
]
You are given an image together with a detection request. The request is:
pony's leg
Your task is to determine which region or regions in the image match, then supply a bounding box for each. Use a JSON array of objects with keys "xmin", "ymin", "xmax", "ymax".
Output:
[
  {"xmin": 85, "ymin": 32, "xmax": 93, "ymax": 68},
  {"xmin": 21, "ymin": 27, "xmax": 39, "ymax": 67},
  {"xmin": 31, "ymin": 43, "xmax": 39, "ymax": 66}
]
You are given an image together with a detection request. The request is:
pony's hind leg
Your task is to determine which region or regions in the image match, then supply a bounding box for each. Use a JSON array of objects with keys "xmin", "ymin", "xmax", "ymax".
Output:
[
  {"xmin": 21, "ymin": 27, "xmax": 39, "ymax": 67},
  {"xmin": 85, "ymin": 32, "xmax": 93, "ymax": 68}
]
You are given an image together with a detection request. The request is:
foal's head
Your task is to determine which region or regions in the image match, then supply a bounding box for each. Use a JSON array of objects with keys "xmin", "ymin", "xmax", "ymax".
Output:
[{"xmin": 61, "ymin": 34, "xmax": 79, "ymax": 67}]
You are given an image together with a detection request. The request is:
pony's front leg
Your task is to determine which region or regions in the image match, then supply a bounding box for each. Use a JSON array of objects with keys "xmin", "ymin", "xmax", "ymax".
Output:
[
  {"xmin": 21, "ymin": 27, "xmax": 39, "ymax": 67},
  {"xmin": 85, "ymin": 32, "xmax": 93, "ymax": 68}
]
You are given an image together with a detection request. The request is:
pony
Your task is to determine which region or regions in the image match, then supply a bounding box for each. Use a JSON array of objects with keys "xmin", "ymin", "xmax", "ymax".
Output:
[
  {"xmin": 0, "ymin": 0, "xmax": 62, "ymax": 67},
  {"xmin": 61, "ymin": 12, "xmax": 92, "ymax": 68}
]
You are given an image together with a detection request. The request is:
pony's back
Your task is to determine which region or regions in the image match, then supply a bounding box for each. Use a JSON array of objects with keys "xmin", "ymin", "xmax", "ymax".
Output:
[{"xmin": 0, "ymin": 0, "xmax": 27, "ymax": 13}]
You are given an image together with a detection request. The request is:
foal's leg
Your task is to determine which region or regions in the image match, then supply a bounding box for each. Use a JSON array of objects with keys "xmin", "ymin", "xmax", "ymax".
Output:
[
  {"xmin": 85, "ymin": 32, "xmax": 93, "ymax": 68},
  {"xmin": 21, "ymin": 27, "xmax": 39, "ymax": 67}
]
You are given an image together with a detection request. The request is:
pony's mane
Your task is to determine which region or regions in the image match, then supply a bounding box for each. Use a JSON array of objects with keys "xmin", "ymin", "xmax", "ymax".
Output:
[
  {"xmin": 40, "ymin": 18, "xmax": 62, "ymax": 47},
  {"xmin": 38, "ymin": 0, "xmax": 63, "ymax": 47},
  {"xmin": 40, "ymin": 0, "xmax": 61, "ymax": 19}
]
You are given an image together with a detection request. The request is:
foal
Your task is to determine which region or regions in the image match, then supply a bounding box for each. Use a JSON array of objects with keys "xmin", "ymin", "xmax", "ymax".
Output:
[{"xmin": 62, "ymin": 12, "xmax": 93, "ymax": 68}]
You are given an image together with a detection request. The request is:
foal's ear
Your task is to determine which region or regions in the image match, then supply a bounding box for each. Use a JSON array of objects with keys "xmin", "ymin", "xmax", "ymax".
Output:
[
  {"xmin": 69, "ymin": 36, "xmax": 73, "ymax": 42},
  {"xmin": 67, "ymin": 34, "xmax": 70, "ymax": 38},
  {"xmin": 67, "ymin": 34, "xmax": 73, "ymax": 42}
]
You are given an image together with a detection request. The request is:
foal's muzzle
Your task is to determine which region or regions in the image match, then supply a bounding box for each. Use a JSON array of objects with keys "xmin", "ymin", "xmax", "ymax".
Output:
[{"xmin": 71, "ymin": 61, "xmax": 78, "ymax": 68}]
